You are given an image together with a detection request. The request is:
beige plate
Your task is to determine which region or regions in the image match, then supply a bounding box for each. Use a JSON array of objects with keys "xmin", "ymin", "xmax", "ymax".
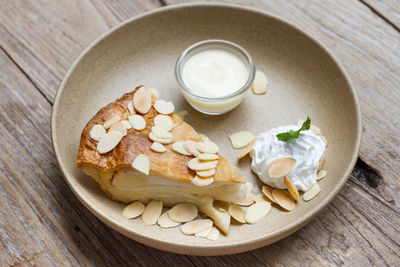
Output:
[{"xmin": 51, "ymin": 3, "xmax": 361, "ymax": 255}]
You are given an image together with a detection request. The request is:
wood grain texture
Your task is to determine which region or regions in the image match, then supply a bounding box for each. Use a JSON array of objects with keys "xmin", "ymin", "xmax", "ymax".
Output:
[{"xmin": 0, "ymin": 0, "xmax": 399, "ymax": 266}]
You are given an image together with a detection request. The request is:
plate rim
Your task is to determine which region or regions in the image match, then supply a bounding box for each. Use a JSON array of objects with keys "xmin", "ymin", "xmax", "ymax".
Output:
[{"xmin": 51, "ymin": 2, "xmax": 362, "ymax": 255}]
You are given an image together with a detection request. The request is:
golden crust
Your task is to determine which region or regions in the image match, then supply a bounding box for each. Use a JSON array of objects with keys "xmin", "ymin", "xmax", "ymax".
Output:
[{"xmin": 77, "ymin": 87, "xmax": 244, "ymax": 184}]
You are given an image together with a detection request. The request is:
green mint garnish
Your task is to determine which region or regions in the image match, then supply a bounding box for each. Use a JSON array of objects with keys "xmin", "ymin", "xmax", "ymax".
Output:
[{"xmin": 276, "ymin": 117, "xmax": 311, "ymax": 142}]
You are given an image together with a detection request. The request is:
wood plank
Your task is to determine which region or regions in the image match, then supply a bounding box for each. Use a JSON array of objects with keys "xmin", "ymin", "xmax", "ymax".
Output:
[
  {"xmin": 0, "ymin": 0, "xmax": 161, "ymax": 102},
  {"xmin": 361, "ymin": 0, "xmax": 400, "ymax": 31}
]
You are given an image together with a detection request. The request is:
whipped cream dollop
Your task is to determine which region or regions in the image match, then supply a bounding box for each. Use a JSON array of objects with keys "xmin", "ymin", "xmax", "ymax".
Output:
[{"xmin": 251, "ymin": 125, "xmax": 326, "ymax": 191}]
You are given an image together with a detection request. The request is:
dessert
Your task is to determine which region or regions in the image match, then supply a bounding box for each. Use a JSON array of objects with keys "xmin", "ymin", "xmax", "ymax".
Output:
[{"xmin": 76, "ymin": 85, "xmax": 248, "ymax": 234}]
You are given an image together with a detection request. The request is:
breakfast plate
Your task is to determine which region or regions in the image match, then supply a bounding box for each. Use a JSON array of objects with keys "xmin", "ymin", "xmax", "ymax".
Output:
[{"xmin": 51, "ymin": 3, "xmax": 361, "ymax": 255}]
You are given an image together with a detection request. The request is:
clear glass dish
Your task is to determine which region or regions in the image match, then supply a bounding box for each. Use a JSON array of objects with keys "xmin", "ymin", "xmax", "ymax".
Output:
[{"xmin": 175, "ymin": 39, "xmax": 255, "ymax": 115}]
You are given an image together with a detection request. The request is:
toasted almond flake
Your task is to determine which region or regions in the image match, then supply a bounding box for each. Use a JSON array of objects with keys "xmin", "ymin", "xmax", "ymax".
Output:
[
  {"xmin": 154, "ymin": 100, "xmax": 174, "ymax": 114},
  {"xmin": 317, "ymin": 170, "xmax": 327, "ymax": 181},
  {"xmin": 188, "ymin": 158, "xmax": 218, "ymax": 171},
  {"xmin": 141, "ymin": 200, "xmax": 163, "ymax": 225},
  {"xmin": 127, "ymin": 101, "xmax": 135, "ymax": 114},
  {"xmin": 249, "ymin": 150, "xmax": 255, "ymax": 158},
  {"xmin": 196, "ymin": 169, "xmax": 216, "ymax": 178},
  {"xmin": 172, "ymin": 141, "xmax": 191, "ymax": 155},
  {"xmin": 229, "ymin": 131, "xmax": 255, "ymax": 149},
  {"xmin": 129, "ymin": 115, "xmax": 146, "ymax": 130},
  {"xmin": 311, "ymin": 125, "xmax": 321, "ymax": 135},
  {"xmin": 251, "ymin": 70, "xmax": 268, "ymax": 94},
  {"xmin": 254, "ymin": 194, "xmax": 272, "ymax": 203},
  {"xmin": 228, "ymin": 204, "xmax": 246, "ymax": 223},
  {"xmin": 206, "ymin": 226, "xmax": 220, "ymax": 241},
  {"xmin": 154, "ymin": 115, "xmax": 173, "ymax": 131},
  {"xmin": 268, "ymin": 157, "xmax": 296, "ymax": 177},
  {"xmin": 199, "ymin": 153, "xmax": 219, "ymax": 161},
  {"xmin": 318, "ymin": 158, "xmax": 324, "ymax": 170},
  {"xmin": 133, "ymin": 87, "xmax": 152, "ymax": 114},
  {"xmin": 157, "ymin": 211, "xmax": 181, "ymax": 228},
  {"xmin": 149, "ymin": 88, "xmax": 159, "ymax": 99},
  {"xmin": 196, "ymin": 141, "xmax": 219, "ymax": 154},
  {"xmin": 131, "ymin": 154, "xmax": 150, "ymax": 175},
  {"xmin": 148, "ymin": 132, "xmax": 174, "ymax": 144},
  {"xmin": 195, "ymin": 225, "xmax": 213, "ymax": 237},
  {"xmin": 176, "ymin": 110, "xmax": 188, "ymax": 120},
  {"xmin": 168, "ymin": 203, "xmax": 198, "ymax": 222},
  {"xmin": 97, "ymin": 131, "xmax": 123, "ymax": 154},
  {"xmin": 235, "ymin": 183, "xmax": 255, "ymax": 206},
  {"xmin": 122, "ymin": 201, "xmax": 145, "ymax": 219},
  {"xmin": 238, "ymin": 141, "xmax": 255, "ymax": 159},
  {"xmin": 262, "ymin": 186, "xmax": 276, "ymax": 203},
  {"xmin": 150, "ymin": 142, "xmax": 166, "ymax": 153},
  {"xmin": 272, "ymin": 189, "xmax": 295, "ymax": 211},
  {"xmin": 121, "ymin": 120, "xmax": 132, "ymax": 129},
  {"xmin": 245, "ymin": 202, "xmax": 271, "ymax": 224},
  {"xmin": 183, "ymin": 140, "xmax": 200, "ymax": 157},
  {"xmin": 320, "ymin": 135, "xmax": 328, "ymax": 145},
  {"xmin": 181, "ymin": 219, "xmax": 213, "ymax": 235},
  {"xmin": 151, "ymin": 126, "xmax": 173, "ymax": 139},
  {"xmin": 192, "ymin": 176, "xmax": 214, "ymax": 186},
  {"xmin": 109, "ymin": 121, "xmax": 127, "ymax": 136},
  {"xmin": 89, "ymin": 124, "xmax": 106, "ymax": 141},
  {"xmin": 103, "ymin": 114, "xmax": 121, "ymax": 129},
  {"xmin": 303, "ymin": 183, "xmax": 321, "ymax": 201},
  {"xmin": 284, "ymin": 176, "xmax": 299, "ymax": 201}
]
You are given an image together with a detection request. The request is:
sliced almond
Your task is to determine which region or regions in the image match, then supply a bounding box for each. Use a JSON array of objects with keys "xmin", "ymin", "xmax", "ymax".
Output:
[
  {"xmin": 127, "ymin": 101, "xmax": 135, "ymax": 114},
  {"xmin": 151, "ymin": 126, "xmax": 173, "ymax": 139},
  {"xmin": 320, "ymin": 135, "xmax": 328, "ymax": 146},
  {"xmin": 128, "ymin": 115, "xmax": 146, "ymax": 131},
  {"xmin": 133, "ymin": 87, "xmax": 151, "ymax": 114},
  {"xmin": 183, "ymin": 140, "xmax": 200, "ymax": 157},
  {"xmin": 238, "ymin": 141, "xmax": 255, "ymax": 159},
  {"xmin": 121, "ymin": 120, "xmax": 132, "ymax": 129},
  {"xmin": 172, "ymin": 141, "xmax": 191, "ymax": 155},
  {"xmin": 97, "ymin": 131, "xmax": 123, "ymax": 154},
  {"xmin": 176, "ymin": 109, "xmax": 188, "ymax": 120},
  {"xmin": 148, "ymin": 132, "xmax": 174, "ymax": 144},
  {"xmin": 149, "ymin": 88, "xmax": 159, "ymax": 99},
  {"xmin": 245, "ymin": 202, "xmax": 271, "ymax": 224},
  {"xmin": 229, "ymin": 131, "xmax": 255, "ymax": 149},
  {"xmin": 317, "ymin": 170, "xmax": 327, "ymax": 181},
  {"xmin": 310, "ymin": 125, "xmax": 321, "ymax": 135},
  {"xmin": 195, "ymin": 225, "xmax": 213, "ymax": 238},
  {"xmin": 272, "ymin": 189, "xmax": 295, "ymax": 211},
  {"xmin": 188, "ymin": 158, "xmax": 218, "ymax": 171},
  {"xmin": 262, "ymin": 186, "xmax": 276, "ymax": 203},
  {"xmin": 181, "ymin": 219, "xmax": 213, "ymax": 235},
  {"xmin": 235, "ymin": 183, "xmax": 255, "ymax": 206},
  {"xmin": 251, "ymin": 70, "xmax": 268, "ymax": 95},
  {"xmin": 122, "ymin": 201, "xmax": 145, "ymax": 219},
  {"xmin": 284, "ymin": 176, "xmax": 299, "ymax": 202},
  {"xmin": 109, "ymin": 121, "xmax": 127, "ymax": 136},
  {"xmin": 141, "ymin": 200, "xmax": 163, "ymax": 225},
  {"xmin": 157, "ymin": 211, "xmax": 181, "ymax": 228},
  {"xmin": 196, "ymin": 141, "xmax": 219, "ymax": 154},
  {"xmin": 249, "ymin": 150, "xmax": 255, "ymax": 159},
  {"xmin": 89, "ymin": 124, "xmax": 106, "ymax": 141},
  {"xmin": 206, "ymin": 226, "xmax": 220, "ymax": 241},
  {"xmin": 168, "ymin": 203, "xmax": 198, "ymax": 222},
  {"xmin": 103, "ymin": 114, "xmax": 121, "ymax": 129},
  {"xmin": 196, "ymin": 169, "xmax": 216, "ymax": 178},
  {"xmin": 198, "ymin": 134, "xmax": 209, "ymax": 142},
  {"xmin": 268, "ymin": 157, "xmax": 296, "ymax": 177},
  {"xmin": 153, "ymin": 100, "xmax": 174, "ymax": 114},
  {"xmin": 199, "ymin": 153, "xmax": 219, "ymax": 161},
  {"xmin": 303, "ymin": 183, "xmax": 321, "ymax": 201},
  {"xmin": 192, "ymin": 176, "xmax": 214, "ymax": 186},
  {"xmin": 131, "ymin": 154, "xmax": 150, "ymax": 175},
  {"xmin": 150, "ymin": 142, "xmax": 166, "ymax": 153},
  {"xmin": 254, "ymin": 193, "xmax": 272, "ymax": 203},
  {"xmin": 318, "ymin": 158, "xmax": 324, "ymax": 171},
  {"xmin": 228, "ymin": 204, "xmax": 246, "ymax": 223},
  {"xmin": 154, "ymin": 114, "xmax": 173, "ymax": 131}
]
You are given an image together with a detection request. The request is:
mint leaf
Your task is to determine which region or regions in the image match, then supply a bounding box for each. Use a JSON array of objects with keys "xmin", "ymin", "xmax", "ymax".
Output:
[{"xmin": 276, "ymin": 117, "xmax": 311, "ymax": 142}]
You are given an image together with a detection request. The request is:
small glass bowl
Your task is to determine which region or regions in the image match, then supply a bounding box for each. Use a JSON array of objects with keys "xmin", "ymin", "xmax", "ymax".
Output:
[{"xmin": 175, "ymin": 40, "xmax": 255, "ymax": 115}]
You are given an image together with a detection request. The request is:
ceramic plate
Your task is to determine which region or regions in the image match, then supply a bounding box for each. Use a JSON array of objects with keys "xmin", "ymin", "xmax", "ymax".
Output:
[{"xmin": 52, "ymin": 3, "xmax": 361, "ymax": 255}]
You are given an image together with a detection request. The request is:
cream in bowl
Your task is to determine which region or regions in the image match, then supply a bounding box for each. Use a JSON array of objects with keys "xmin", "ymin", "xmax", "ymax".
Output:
[{"xmin": 175, "ymin": 40, "xmax": 255, "ymax": 115}]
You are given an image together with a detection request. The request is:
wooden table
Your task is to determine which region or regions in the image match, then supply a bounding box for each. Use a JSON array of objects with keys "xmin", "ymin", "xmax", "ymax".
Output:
[{"xmin": 1, "ymin": 0, "xmax": 399, "ymax": 266}]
